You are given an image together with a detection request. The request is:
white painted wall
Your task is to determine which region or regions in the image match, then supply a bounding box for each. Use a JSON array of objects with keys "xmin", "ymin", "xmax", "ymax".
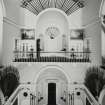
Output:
[
  {"xmin": 24, "ymin": 9, "xmax": 37, "ymax": 28},
  {"xmin": 2, "ymin": 0, "xmax": 37, "ymax": 65},
  {"xmin": 0, "ymin": 1, "xmax": 3, "ymax": 64},
  {"xmin": 35, "ymin": 68, "xmax": 68, "ymax": 105},
  {"xmin": 82, "ymin": 0, "xmax": 102, "ymax": 65},
  {"xmin": 68, "ymin": 9, "xmax": 83, "ymax": 29},
  {"xmin": 2, "ymin": 0, "xmax": 22, "ymax": 65},
  {"xmin": 13, "ymin": 62, "xmax": 91, "ymax": 84}
]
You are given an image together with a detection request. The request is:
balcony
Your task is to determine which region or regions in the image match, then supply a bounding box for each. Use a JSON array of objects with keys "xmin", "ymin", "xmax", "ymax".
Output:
[{"xmin": 13, "ymin": 51, "xmax": 91, "ymax": 62}]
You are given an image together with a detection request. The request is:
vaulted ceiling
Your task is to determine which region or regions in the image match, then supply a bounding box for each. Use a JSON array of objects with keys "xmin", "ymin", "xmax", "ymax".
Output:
[{"xmin": 21, "ymin": 0, "xmax": 86, "ymax": 15}]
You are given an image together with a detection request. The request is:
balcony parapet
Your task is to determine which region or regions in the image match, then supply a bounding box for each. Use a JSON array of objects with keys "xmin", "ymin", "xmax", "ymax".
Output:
[{"xmin": 13, "ymin": 51, "xmax": 91, "ymax": 62}]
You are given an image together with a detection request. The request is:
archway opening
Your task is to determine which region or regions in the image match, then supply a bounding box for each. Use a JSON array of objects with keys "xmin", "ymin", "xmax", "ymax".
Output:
[{"xmin": 35, "ymin": 67, "xmax": 68, "ymax": 105}]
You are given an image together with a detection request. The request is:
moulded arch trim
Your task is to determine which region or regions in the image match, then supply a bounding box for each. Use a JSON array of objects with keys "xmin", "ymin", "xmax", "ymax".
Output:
[
  {"xmin": 33, "ymin": 65, "xmax": 70, "ymax": 85},
  {"xmin": 36, "ymin": 8, "xmax": 69, "ymax": 28}
]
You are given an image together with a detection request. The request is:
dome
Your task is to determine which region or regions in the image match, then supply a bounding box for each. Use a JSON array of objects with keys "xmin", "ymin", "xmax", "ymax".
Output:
[{"xmin": 21, "ymin": 0, "xmax": 85, "ymax": 15}]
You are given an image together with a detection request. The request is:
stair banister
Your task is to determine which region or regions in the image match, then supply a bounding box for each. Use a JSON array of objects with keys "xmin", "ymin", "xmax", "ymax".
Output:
[
  {"xmin": 4, "ymin": 84, "xmax": 24, "ymax": 105},
  {"xmin": 81, "ymin": 84, "xmax": 100, "ymax": 105}
]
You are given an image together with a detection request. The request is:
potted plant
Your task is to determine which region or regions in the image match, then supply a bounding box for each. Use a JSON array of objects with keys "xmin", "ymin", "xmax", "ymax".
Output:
[
  {"xmin": 84, "ymin": 66, "xmax": 105, "ymax": 100},
  {"xmin": 0, "ymin": 70, "xmax": 5, "ymax": 105},
  {"xmin": 0, "ymin": 66, "xmax": 20, "ymax": 99}
]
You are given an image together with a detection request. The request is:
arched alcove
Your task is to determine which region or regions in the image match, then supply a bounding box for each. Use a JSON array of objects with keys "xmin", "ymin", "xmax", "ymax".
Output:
[
  {"xmin": 36, "ymin": 8, "xmax": 69, "ymax": 56},
  {"xmin": 36, "ymin": 67, "xmax": 68, "ymax": 83},
  {"xmin": 34, "ymin": 65, "xmax": 69, "ymax": 105},
  {"xmin": 34, "ymin": 65, "xmax": 70, "ymax": 84}
]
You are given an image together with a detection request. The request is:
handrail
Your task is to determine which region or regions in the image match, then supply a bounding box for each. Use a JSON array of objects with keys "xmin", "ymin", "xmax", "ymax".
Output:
[
  {"xmin": 13, "ymin": 50, "xmax": 91, "ymax": 62},
  {"xmin": 68, "ymin": 84, "xmax": 100, "ymax": 105},
  {"xmin": 14, "ymin": 50, "xmax": 91, "ymax": 53},
  {"xmin": 4, "ymin": 84, "xmax": 36, "ymax": 105},
  {"xmin": 79, "ymin": 84, "xmax": 100, "ymax": 105},
  {"xmin": 4, "ymin": 84, "xmax": 99, "ymax": 105},
  {"xmin": 4, "ymin": 85, "xmax": 23, "ymax": 105}
]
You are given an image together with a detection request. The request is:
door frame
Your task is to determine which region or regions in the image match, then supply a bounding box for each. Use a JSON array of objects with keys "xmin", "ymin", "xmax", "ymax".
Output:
[
  {"xmin": 46, "ymin": 79, "xmax": 59, "ymax": 105},
  {"xmin": 48, "ymin": 83, "xmax": 56, "ymax": 105}
]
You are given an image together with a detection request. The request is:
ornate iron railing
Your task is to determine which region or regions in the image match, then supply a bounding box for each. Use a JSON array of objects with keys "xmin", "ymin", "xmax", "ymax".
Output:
[{"xmin": 13, "ymin": 51, "xmax": 91, "ymax": 62}]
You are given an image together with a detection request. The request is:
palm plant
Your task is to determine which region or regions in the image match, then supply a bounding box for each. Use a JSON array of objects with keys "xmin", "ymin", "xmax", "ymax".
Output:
[
  {"xmin": 84, "ymin": 66, "xmax": 105, "ymax": 100},
  {"xmin": 0, "ymin": 66, "xmax": 20, "ymax": 98}
]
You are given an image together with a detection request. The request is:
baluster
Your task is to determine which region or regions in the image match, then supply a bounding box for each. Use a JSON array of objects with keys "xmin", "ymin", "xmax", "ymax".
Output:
[
  {"xmin": 69, "ymin": 93, "xmax": 71, "ymax": 105},
  {"xmin": 72, "ymin": 92, "xmax": 74, "ymax": 105},
  {"xmin": 72, "ymin": 93, "xmax": 73, "ymax": 105},
  {"xmin": 34, "ymin": 95, "xmax": 36, "ymax": 105},
  {"xmin": 30, "ymin": 94, "xmax": 32, "ymax": 105},
  {"xmin": 20, "ymin": 45, "xmax": 22, "ymax": 61},
  {"xmin": 25, "ymin": 43, "xmax": 28, "ymax": 59},
  {"xmin": 22, "ymin": 43, "xmax": 25, "ymax": 58}
]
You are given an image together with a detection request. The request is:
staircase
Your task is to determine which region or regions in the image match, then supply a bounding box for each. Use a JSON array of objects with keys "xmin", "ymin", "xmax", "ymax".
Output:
[{"xmin": 4, "ymin": 84, "xmax": 100, "ymax": 105}]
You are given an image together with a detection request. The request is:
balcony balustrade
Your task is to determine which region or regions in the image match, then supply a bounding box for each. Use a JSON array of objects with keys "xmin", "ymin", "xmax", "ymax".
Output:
[{"xmin": 13, "ymin": 51, "xmax": 91, "ymax": 62}]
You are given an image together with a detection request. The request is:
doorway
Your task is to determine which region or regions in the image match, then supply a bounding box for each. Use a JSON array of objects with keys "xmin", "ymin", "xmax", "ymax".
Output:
[
  {"xmin": 48, "ymin": 83, "xmax": 56, "ymax": 105},
  {"xmin": 35, "ymin": 67, "xmax": 69, "ymax": 105}
]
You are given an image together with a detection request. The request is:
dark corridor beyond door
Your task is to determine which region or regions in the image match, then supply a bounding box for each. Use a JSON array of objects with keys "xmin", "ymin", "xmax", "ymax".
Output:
[{"xmin": 48, "ymin": 83, "xmax": 56, "ymax": 105}]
